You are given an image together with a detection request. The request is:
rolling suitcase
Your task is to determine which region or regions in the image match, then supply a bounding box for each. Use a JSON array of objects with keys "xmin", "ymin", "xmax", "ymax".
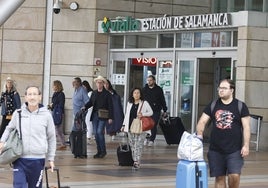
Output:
[
  {"xmin": 117, "ymin": 133, "xmax": 134, "ymax": 166},
  {"xmin": 117, "ymin": 144, "xmax": 134, "ymax": 166},
  {"xmin": 176, "ymin": 160, "xmax": 208, "ymax": 188},
  {"xmin": 45, "ymin": 167, "xmax": 70, "ymax": 188},
  {"xmin": 69, "ymin": 131, "xmax": 87, "ymax": 158},
  {"xmin": 159, "ymin": 116, "xmax": 185, "ymax": 145}
]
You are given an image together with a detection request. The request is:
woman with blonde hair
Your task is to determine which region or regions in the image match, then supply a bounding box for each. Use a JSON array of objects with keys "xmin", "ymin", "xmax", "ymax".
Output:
[
  {"xmin": 0, "ymin": 77, "xmax": 21, "ymax": 138},
  {"xmin": 50, "ymin": 80, "xmax": 66, "ymax": 150}
]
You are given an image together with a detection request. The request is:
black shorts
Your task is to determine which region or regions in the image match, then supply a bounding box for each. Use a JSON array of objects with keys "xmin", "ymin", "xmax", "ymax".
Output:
[{"xmin": 207, "ymin": 150, "xmax": 244, "ymax": 177}]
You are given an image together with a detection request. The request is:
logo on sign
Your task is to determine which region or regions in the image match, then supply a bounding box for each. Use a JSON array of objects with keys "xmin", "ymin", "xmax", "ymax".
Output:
[{"xmin": 132, "ymin": 58, "xmax": 157, "ymax": 67}]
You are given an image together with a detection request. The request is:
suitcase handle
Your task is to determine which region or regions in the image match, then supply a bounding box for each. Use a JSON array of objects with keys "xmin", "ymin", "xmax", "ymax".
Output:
[{"xmin": 45, "ymin": 166, "xmax": 61, "ymax": 188}]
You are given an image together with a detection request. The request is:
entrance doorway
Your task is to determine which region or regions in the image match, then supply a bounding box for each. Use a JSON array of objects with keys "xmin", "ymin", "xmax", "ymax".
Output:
[{"xmin": 198, "ymin": 58, "xmax": 231, "ymax": 141}]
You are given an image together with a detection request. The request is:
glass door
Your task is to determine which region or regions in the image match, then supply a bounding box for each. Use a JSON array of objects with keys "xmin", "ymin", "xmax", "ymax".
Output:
[
  {"xmin": 177, "ymin": 59, "xmax": 198, "ymax": 133},
  {"xmin": 110, "ymin": 60, "xmax": 128, "ymax": 112}
]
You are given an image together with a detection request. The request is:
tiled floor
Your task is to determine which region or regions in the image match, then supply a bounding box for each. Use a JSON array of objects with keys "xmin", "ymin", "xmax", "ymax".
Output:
[{"xmin": 0, "ymin": 135, "xmax": 268, "ymax": 188}]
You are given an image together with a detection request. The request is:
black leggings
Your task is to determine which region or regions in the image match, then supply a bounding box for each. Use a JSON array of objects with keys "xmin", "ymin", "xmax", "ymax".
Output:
[{"xmin": 0, "ymin": 116, "xmax": 11, "ymax": 138}]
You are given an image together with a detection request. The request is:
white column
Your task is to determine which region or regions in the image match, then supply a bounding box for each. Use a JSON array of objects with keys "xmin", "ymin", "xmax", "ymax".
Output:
[
  {"xmin": 42, "ymin": 0, "xmax": 54, "ymax": 106},
  {"xmin": 0, "ymin": 0, "xmax": 25, "ymax": 26}
]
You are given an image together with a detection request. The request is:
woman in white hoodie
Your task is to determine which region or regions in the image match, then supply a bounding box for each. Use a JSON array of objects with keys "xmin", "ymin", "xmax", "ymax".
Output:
[{"xmin": 122, "ymin": 87, "xmax": 153, "ymax": 170}]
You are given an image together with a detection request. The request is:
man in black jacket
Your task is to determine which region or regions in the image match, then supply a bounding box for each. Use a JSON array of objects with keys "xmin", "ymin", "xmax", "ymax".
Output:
[{"xmin": 142, "ymin": 75, "xmax": 167, "ymax": 146}]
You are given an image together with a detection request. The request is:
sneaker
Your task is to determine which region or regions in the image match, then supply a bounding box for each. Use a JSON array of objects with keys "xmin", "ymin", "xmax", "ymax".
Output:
[
  {"xmin": 148, "ymin": 141, "xmax": 154, "ymax": 147},
  {"xmin": 57, "ymin": 145, "xmax": 67, "ymax": 150},
  {"xmin": 143, "ymin": 140, "xmax": 148, "ymax": 146},
  {"xmin": 132, "ymin": 161, "xmax": 140, "ymax": 171}
]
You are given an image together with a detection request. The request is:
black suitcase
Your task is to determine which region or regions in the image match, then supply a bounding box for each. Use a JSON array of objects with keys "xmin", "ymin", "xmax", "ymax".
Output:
[
  {"xmin": 69, "ymin": 131, "xmax": 87, "ymax": 158},
  {"xmin": 45, "ymin": 167, "xmax": 70, "ymax": 188},
  {"xmin": 117, "ymin": 144, "xmax": 134, "ymax": 166},
  {"xmin": 159, "ymin": 116, "xmax": 185, "ymax": 145}
]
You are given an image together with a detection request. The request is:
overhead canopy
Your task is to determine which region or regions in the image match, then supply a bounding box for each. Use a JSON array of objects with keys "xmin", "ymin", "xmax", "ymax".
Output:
[{"xmin": 0, "ymin": 0, "xmax": 25, "ymax": 26}]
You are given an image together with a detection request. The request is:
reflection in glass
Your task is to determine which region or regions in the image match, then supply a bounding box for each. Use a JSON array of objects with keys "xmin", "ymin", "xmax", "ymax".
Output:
[
  {"xmin": 126, "ymin": 35, "xmax": 156, "ymax": 48},
  {"xmin": 176, "ymin": 33, "xmax": 193, "ymax": 48},
  {"xmin": 159, "ymin": 34, "xmax": 174, "ymax": 48},
  {"xmin": 233, "ymin": 31, "xmax": 238, "ymax": 47},
  {"xmin": 110, "ymin": 36, "xmax": 124, "ymax": 49},
  {"xmin": 179, "ymin": 60, "xmax": 194, "ymax": 132}
]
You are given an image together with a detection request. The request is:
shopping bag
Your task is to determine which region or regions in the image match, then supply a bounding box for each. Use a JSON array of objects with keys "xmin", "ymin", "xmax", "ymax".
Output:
[{"xmin": 177, "ymin": 131, "xmax": 204, "ymax": 161}]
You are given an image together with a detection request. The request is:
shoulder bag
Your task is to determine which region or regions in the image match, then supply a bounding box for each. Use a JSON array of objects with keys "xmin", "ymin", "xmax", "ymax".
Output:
[
  {"xmin": 0, "ymin": 110, "xmax": 23, "ymax": 165},
  {"xmin": 139, "ymin": 101, "xmax": 155, "ymax": 131}
]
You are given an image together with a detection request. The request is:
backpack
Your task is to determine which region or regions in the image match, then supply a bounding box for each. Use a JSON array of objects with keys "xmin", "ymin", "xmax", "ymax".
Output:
[
  {"xmin": 74, "ymin": 110, "xmax": 87, "ymax": 132},
  {"xmin": 210, "ymin": 99, "xmax": 243, "ymax": 115}
]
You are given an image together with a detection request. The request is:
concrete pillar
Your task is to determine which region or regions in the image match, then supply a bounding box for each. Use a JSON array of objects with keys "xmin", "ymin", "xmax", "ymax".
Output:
[{"xmin": 0, "ymin": 0, "xmax": 25, "ymax": 26}]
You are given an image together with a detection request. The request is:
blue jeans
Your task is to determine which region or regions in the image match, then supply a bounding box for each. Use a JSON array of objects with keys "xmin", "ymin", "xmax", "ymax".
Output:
[
  {"xmin": 92, "ymin": 112, "xmax": 107, "ymax": 153},
  {"xmin": 149, "ymin": 111, "xmax": 161, "ymax": 142}
]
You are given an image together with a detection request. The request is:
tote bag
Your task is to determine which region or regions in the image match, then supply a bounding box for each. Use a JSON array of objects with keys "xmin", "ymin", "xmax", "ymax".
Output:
[
  {"xmin": 130, "ymin": 118, "xmax": 142, "ymax": 134},
  {"xmin": 0, "ymin": 110, "xmax": 23, "ymax": 165}
]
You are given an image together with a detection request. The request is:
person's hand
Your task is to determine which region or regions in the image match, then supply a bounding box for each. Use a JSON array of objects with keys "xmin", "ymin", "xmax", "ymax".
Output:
[
  {"xmin": 241, "ymin": 145, "xmax": 249, "ymax": 157},
  {"xmin": 108, "ymin": 119, "xmax": 113, "ymax": 124},
  {"xmin": 121, "ymin": 126, "xmax": 125, "ymax": 132},
  {"xmin": 49, "ymin": 161, "xmax": 55, "ymax": 172},
  {"xmin": 137, "ymin": 112, "xmax": 142, "ymax": 118}
]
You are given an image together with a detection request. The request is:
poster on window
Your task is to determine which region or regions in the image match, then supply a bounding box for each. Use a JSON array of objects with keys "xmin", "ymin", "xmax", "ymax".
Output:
[
  {"xmin": 181, "ymin": 33, "xmax": 192, "ymax": 48},
  {"xmin": 220, "ymin": 32, "xmax": 231, "ymax": 47},
  {"xmin": 158, "ymin": 65, "xmax": 172, "ymax": 92},
  {"xmin": 212, "ymin": 32, "xmax": 220, "ymax": 47},
  {"xmin": 201, "ymin": 32, "xmax": 212, "ymax": 47},
  {"xmin": 112, "ymin": 74, "xmax": 126, "ymax": 85}
]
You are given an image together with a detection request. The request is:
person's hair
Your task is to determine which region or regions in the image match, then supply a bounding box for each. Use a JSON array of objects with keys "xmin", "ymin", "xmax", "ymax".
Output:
[
  {"xmin": 74, "ymin": 77, "xmax": 82, "ymax": 86},
  {"xmin": 25, "ymin": 86, "xmax": 42, "ymax": 95},
  {"xmin": 53, "ymin": 80, "xmax": 64, "ymax": 92},
  {"xmin": 105, "ymin": 79, "xmax": 117, "ymax": 94},
  {"xmin": 147, "ymin": 75, "xmax": 156, "ymax": 81},
  {"xmin": 82, "ymin": 80, "xmax": 93, "ymax": 92},
  {"xmin": 3, "ymin": 78, "xmax": 17, "ymax": 92},
  {"xmin": 220, "ymin": 79, "xmax": 235, "ymax": 90},
  {"xmin": 128, "ymin": 87, "xmax": 144, "ymax": 103}
]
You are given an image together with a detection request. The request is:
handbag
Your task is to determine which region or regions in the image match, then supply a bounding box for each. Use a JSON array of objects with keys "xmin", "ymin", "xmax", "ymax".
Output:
[
  {"xmin": 0, "ymin": 110, "xmax": 23, "ymax": 165},
  {"xmin": 98, "ymin": 109, "xmax": 109, "ymax": 119},
  {"xmin": 177, "ymin": 131, "xmax": 204, "ymax": 161},
  {"xmin": 141, "ymin": 116, "xmax": 155, "ymax": 131},
  {"xmin": 138, "ymin": 101, "xmax": 155, "ymax": 131},
  {"xmin": 52, "ymin": 104, "xmax": 63, "ymax": 125},
  {"xmin": 130, "ymin": 118, "xmax": 142, "ymax": 134}
]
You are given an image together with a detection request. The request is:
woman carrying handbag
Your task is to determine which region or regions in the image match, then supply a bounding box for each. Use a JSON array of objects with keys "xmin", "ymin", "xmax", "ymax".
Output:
[{"xmin": 121, "ymin": 87, "xmax": 153, "ymax": 170}]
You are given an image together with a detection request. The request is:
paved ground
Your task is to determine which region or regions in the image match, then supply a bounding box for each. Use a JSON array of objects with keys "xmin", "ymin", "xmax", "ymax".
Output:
[{"xmin": 0, "ymin": 135, "xmax": 268, "ymax": 188}]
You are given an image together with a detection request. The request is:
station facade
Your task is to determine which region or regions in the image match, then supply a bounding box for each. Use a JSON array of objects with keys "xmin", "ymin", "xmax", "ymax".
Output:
[{"xmin": 0, "ymin": 0, "xmax": 267, "ymax": 150}]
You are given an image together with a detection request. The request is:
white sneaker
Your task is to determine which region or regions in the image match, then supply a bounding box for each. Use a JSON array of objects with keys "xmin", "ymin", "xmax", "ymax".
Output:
[
  {"xmin": 148, "ymin": 141, "xmax": 154, "ymax": 147},
  {"xmin": 143, "ymin": 140, "xmax": 148, "ymax": 146}
]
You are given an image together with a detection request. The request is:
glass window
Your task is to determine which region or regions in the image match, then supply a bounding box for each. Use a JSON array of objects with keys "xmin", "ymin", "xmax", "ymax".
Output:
[
  {"xmin": 110, "ymin": 36, "xmax": 124, "ymax": 49},
  {"xmin": 179, "ymin": 60, "xmax": 195, "ymax": 131},
  {"xmin": 159, "ymin": 34, "xmax": 174, "ymax": 48},
  {"xmin": 233, "ymin": 31, "xmax": 238, "ymax": 47},
  {"xmin": 126, "ymin": 35, "xmax": 157, "ymax": 48},
  {"xmin": 176, "ymin": 33, "xmax": 193, "ymax": 48},
  {"xmin": 250, "ymin": 0, "xmax": 263, "ymax": 11},
  {"xmin": 234, "ymin": 0, "xmax": 245, "ymax": 12},
  {"xmin": 220, "ymin": 31, "xmax": 231, "ymax": 47},
  {"xmin": 194, "ymin": 31, "xmax": 232, "ymax": 48},
  {"xmin": 213, "ymin": 0, "xmax": 228, "ymax": 13}
]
